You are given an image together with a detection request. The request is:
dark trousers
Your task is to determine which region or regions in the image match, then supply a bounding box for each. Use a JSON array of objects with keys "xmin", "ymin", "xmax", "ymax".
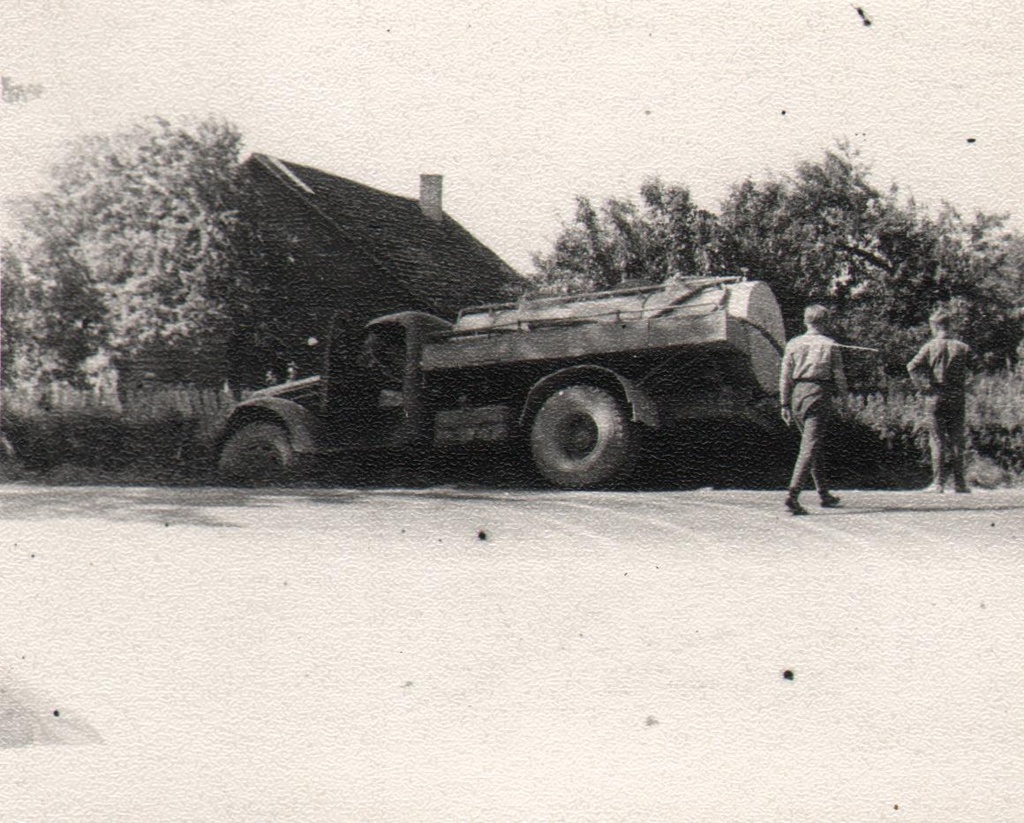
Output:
[
  {"xmin": 926, "ymin": 394, "xmax": 966, "ymax": 487},
  {"xmin": 788, "ymin": 384, "xmax": 834, "ymax": 494}
]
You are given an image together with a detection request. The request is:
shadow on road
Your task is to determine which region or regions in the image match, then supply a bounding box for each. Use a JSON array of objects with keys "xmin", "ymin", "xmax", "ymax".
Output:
[
  {"xmin": 828, "ymin": 499, "xmax": 1024, "ymax": 516},
  {"xmin": 0, "ymin": 484, "xmax": 374, "ymax": 527},
  {"xmin": 3, "ymin": 478, "xmax": 1022, "ymax": 529},
  {"xmin": 0, "ymin": 480, "xmax": 590, "ymax": 527},
  {"xmin": 0, "ymin": 668, "xmax": 101, "ymax": 749}
]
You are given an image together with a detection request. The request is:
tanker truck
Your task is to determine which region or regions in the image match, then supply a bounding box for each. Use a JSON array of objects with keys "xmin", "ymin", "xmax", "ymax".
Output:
[{"xmin": 216, "ymin": 275, "xmax": 786, "ymax": 489}]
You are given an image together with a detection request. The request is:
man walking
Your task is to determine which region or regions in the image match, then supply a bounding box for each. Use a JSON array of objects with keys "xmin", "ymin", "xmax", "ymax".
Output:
[
  {"xmin": 779, "ymin": 304, "xmax": 848, "ymax": 515},
  {"xmin": 906, "ymin": 309, "xmax": 971, "ymax": 493}
]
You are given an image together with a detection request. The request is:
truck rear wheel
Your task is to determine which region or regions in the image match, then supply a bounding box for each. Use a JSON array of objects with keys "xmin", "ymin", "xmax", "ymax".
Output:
[
  {"xmin": 217, "ymin": 421, "xmax": 303, "ymax": 485},
  {"xmin": 530, "ymin": 384, "xmax": 635, "ymax": 489}
]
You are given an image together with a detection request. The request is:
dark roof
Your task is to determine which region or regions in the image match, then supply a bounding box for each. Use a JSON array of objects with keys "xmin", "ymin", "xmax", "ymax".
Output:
[{"xmin": 243, "ymin": 153, "xmax": 526, "ymax": 316}]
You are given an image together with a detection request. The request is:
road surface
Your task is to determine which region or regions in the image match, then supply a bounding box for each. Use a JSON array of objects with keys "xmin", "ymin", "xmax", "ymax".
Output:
[{"xmin": 2, "ymin": 484, "xmax": 1023, "ymax": 821}]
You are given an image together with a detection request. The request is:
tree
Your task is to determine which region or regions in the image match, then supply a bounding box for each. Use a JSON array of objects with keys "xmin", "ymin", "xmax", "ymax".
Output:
[
  {"xmin": 530, "ymin": 178, "xmax": 724, "ymax": 294},
  {"xmin": 1, "ymin": 241, "xmax": 36, "ymax": 384},
  {"xmin": 717, "ymin": 145, "xmax": 896, "ymax": 337},
  {"xmin": 6, "ymin": 115, "xmax": 251, "ymax": 384},
  {"xmin": 718, "ymin": 145, "xmax": 1024, "ymax": 367}
]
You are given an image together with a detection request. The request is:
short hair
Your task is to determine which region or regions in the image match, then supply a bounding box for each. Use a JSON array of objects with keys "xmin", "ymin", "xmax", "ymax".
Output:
[
  {"xmin": 929, "ymin": 309, "xmax": 950, "ymax": 330},
  {"xmin": 804, "ymin": 304, "xmax": 831, "ymax": 328}
]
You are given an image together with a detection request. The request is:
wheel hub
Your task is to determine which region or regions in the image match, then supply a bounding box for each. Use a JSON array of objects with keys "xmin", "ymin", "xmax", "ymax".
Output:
[{"xmin": 561, "ymin": 414, "xmax": 599, "ymax": 458}]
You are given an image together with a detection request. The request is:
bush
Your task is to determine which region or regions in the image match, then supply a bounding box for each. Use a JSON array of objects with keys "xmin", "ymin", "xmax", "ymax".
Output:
[
  {"xmin": 840, "ymin": 388, "xmax": 930, "ymax": 489},
  {"xmin": 0, "ymin": 382, "xmax": 237, "ymax": 483},
  {"xmin": 845, "ymin": 365, "xmax": 1024, "ymax": 488},
  {"xmin": 966, "ymin": 365, "xmax": 1024, "ymax": 475}
]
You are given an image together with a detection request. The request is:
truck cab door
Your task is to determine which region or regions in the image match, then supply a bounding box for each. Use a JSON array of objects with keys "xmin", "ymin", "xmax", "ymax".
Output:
[{"xmin": 323, "ymin": 322, "xmax": 407, "ymax": 448}]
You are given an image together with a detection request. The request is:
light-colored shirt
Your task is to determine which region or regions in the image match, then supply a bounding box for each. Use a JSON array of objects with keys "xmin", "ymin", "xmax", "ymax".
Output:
[
  {"xmin": 907, "ymin": 336, "xmax": 970, "ymax": 396},
  {"xmin": 779, "ymin": 331, "xmax": 848, "ymax": 407}
]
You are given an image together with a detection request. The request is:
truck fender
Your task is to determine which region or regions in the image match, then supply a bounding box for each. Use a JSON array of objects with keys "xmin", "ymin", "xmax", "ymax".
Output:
[
  {"xmin": 520, "ymin": 366, "xmax": 660, "ymax": 429},
  {"xmin": 219, "ymin": 397, "xmax": 324, "ymax": 454}
]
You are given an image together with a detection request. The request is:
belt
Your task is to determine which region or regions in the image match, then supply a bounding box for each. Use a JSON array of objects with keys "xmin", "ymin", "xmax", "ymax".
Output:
[{"xmin": 793, "ymin": 378, "xmax": 833, "ymax": 384}]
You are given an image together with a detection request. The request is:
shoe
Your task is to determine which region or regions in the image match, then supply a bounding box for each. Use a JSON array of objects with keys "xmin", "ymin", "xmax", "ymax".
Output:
[
  {"xmin": 954, "ymin": 484, "xmax": 971, "ymax": 494},
  {"xmin": 819, "ymin": 492, "xmax": 842, "ymax": 508},
  {"xmin": 923, "ymin": 482, "xmax": 945, "ymax": 493},
  {"xmin": 785, "ymin": 496, "xmax": 808, "ymax": 516}
]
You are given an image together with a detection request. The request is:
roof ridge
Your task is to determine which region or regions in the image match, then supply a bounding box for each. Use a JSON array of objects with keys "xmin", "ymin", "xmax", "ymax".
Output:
[
  {"xmin": 273, "ymin": 156, "xmax": 422, "ymax": 208},
  {"xmin": 252, "ymin": 153, "xmax": 316, "ymax": 195}
]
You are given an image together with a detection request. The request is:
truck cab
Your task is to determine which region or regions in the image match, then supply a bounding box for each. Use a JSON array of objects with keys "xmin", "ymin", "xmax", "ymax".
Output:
[{"xmin": 215, "ymin": 312, "xmax": 451, "ymax": 482}]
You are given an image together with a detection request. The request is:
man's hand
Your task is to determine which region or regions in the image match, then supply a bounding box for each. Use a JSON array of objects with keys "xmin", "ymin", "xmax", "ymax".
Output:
[{"xmin": 781, "ymin": 407, "xmax": 792, "ymax": 427}]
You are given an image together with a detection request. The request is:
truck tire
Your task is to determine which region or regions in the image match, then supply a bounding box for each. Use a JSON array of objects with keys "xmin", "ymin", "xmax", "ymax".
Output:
[
  {"xmin": 530, "ymin": 384, "xmax": 635, "ymax": 489},
  {"xmin": 217, "ymin": 421, "xmax": 303, "ymax": 485}
]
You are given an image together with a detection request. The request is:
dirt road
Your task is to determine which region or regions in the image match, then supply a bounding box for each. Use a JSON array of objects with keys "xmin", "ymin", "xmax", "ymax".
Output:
[{"xmin": 2, "ymin": 484, "xmax": 1023, "ymax": 821}]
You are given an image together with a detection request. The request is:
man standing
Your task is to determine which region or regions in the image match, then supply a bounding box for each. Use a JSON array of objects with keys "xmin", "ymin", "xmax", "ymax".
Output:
[
  {"xmin": 779, "ymin": 304, "xmax": 848, "ymax": 515},
  {"xmin": 906, "ymin": 310, "xmax": 971, "ymax": 493}
]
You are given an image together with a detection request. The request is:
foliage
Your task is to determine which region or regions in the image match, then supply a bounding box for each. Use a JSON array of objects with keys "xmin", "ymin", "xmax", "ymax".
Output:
[
  {"xmin": 1, "ymin": 241, "xmax": 35, "ymax": 385},
  {"xmin": 3, "ymin": 116, "xmax": 251, "ymax": 385},
  {"xmin": 718, "ymin": 144, "xmax": 1024, "ymax": 362},
  {"xmin": 530, "ymin": 178, "xmax": 723, "ymax": 294},
  {"xmin": 1, "ymin": 382, "xmax": 237, "ymax": 481},
  {"xmin": 845, "ymin": 366, "xmax": 1024, "ymax": 487},
  {"xmin": 531, "ymin": 143, "xmax": 1024, "ymax": 369},
  {"xmin": 717, "ymin": 146, "xmax": 889, "ymax": 337}
]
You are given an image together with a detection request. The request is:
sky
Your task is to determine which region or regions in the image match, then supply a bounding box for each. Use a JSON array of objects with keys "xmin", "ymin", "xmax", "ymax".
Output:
[{"xmin": 1, "ymin": 0, "xmax": 1022, "ymax": 273}]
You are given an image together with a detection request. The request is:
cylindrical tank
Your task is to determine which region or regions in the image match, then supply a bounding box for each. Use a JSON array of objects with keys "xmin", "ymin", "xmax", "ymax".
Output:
[
  {"xmin": 454, "ymin": 277, "xmax": 741, "ymax": 333},
  {"xmin": 450, "ymin": 276, "xmax": 785, "ymax": 396},
  {"xmin": 722, "ymin": 280, "xmax": 785, "ymax": 395}
]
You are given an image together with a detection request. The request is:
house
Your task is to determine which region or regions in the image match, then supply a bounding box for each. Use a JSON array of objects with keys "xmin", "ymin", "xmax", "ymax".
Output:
[
  {"xmin": 121, "ymin": 155, "xmax": 526, "ymax": 391},
  {"xmin": 230, "ymin": 154, "xmax": 527, "ymax": 387}
]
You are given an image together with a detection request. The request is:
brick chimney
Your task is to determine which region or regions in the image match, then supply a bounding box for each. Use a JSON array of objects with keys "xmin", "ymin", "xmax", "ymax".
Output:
[{"xmin": 420, "ymin": 174, "xmax": 443, "ymax": 222}]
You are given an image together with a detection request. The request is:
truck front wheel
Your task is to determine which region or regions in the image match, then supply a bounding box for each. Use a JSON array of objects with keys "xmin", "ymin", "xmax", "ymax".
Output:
[
  {"xmin": 530, "ymin": 384, "xmax": 635, "ymax": 489},
  {"xmin": 217, "ymin": 421, "xmax": 303, "ymax": 485}
]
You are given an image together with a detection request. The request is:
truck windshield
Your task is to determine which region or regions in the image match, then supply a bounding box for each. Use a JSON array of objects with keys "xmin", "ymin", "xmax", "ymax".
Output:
[{"xmin": 364, "ymin": 325, "xmax": 405, "ymax": 385}]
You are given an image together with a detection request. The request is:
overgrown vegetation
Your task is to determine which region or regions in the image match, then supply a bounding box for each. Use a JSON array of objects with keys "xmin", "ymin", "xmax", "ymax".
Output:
[
  {"xmin": 1, "ymin": 384, "xmax": 236, "ymax": 484},
  {"xmin": 1, "ymin": 115, "xmax": 253, "ymax": 388},
  {"xmin": 841, "ymin": 365, "xmax": 1024, "ymax": 488}
]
